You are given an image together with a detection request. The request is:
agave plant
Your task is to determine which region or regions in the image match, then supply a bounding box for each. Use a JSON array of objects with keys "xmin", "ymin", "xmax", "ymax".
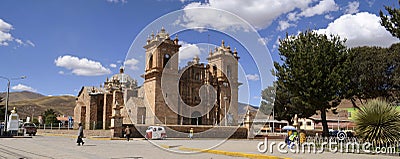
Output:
[{"xmin": 354, "ymin": 99, "xmax": 400, "ymax": 144}]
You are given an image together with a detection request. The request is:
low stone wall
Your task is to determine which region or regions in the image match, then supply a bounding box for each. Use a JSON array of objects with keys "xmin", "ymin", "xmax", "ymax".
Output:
[
  {"xmin": 38, "ymin": 129, "xmax": 111, "ymax": 137},
  {"xmin": 129, "ymin": 125, "xmax": 248, "ymax": 139},
  {"xmin": 38, "ymin": 125, "xmax": 248, "ymax": 139}
]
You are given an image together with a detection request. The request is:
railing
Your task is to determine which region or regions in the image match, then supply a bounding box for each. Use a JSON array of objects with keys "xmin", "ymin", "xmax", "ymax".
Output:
[{"xmin": 288, "ymin": 136, "xmax": 400, "ymax": 155}]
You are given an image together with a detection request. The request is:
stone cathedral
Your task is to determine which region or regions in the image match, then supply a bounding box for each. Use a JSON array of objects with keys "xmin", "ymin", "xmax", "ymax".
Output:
[{"xmin": 74, "ymin": 27, "xmax": 240, "ymax": 134}]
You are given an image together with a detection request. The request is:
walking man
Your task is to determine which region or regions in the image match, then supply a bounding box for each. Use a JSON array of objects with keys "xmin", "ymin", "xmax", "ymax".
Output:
[
  {"xmin": 125, "ymin": 126, "xmax": 131, "ymax": 141},
  {"xmin": 77, "ymin": 123, "xmax": 84, "ymax": 146}
]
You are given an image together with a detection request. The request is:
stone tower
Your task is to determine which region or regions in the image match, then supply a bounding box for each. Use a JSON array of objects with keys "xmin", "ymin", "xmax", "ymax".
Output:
[
  {"xmin": 207, "ymin": 40, "xmax": 240, "ymax": 125},
  {"xmin": 143, "ymin": 27, "xmax": 181, "ymax": 125}
]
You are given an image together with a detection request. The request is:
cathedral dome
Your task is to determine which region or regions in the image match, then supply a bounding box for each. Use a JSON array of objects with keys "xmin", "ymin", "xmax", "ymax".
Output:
[{"xmin": 111, "ymin": 67, "xmax": 137, "ymax": 89}]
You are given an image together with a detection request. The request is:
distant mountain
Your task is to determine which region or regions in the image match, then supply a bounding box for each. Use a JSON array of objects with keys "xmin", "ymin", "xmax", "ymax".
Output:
[
  {"xmin": 0, "ymin": 91, "xmax": 44, "ymax": 102},
  {"xmin": 237, "ymin": 102, "xmax": 256, "ymax": 119},
  {"xmin": 238, "ymin": 102, "xmax": 258, "ymax": 116},
  {"xmin": 0, "ymin": 91, "xmax": 75, "ymax": 119}
]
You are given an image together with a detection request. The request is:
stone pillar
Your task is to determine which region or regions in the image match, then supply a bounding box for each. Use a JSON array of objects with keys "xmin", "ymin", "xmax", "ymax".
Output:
[{"xmin": 110, "ymin": 90, "xmax": 124, "ymax": 137}]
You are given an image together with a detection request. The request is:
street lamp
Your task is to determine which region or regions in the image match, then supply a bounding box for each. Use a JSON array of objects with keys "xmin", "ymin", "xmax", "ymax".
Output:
[
  {"xmin": 0, "ymin": 76, "xmax": 26, "ymax": 134},
  {"xmin": 223, "ymin": 96, "xmax": 228, "ymax": 126},
  {"xmin": 222, "ymin": 82, "xmax": 228, "ymax": 126}
]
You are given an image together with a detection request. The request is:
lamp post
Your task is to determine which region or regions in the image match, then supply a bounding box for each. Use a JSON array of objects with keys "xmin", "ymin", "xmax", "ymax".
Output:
[
  {"xmin": 223, "ymin": 96, "xmax": 228, "ymax": 126},
  {"xmin": 0, "ymin": 76, "xmax": 26, "ymax": 134},
  {"xmin": 221, "ymin": 81, "xmax": 228, "ymax": 126}
]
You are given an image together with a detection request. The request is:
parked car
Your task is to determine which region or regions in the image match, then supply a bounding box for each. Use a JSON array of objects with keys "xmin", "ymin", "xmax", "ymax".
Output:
[
  {"xmin": 18, "ymin": 122, "xmax": 37, "ymax": 136},
  {"xmin": 145, "ymin": 126, "xmax": 167, "ymax": 140}
]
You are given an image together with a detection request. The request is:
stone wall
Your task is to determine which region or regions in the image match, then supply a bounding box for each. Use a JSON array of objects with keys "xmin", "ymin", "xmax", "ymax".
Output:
[
  {"xmin": 38, "ymin": 129, "xmax": 111, "ymax": 137},
  {"xmin": 38, "ymin": 125, "xmax": 248, "ymax": 139},
  {"xmin": 128, "ymin": 125, "xmax": 248, "ymax": 139}
]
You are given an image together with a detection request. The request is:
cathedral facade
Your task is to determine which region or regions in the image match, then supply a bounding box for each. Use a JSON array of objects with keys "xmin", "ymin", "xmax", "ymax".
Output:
[{"xmin": 74, "ymin": 28, "xmax": 240, "ymax": 131}]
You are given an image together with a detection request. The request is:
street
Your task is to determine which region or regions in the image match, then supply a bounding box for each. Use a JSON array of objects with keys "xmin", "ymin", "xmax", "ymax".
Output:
[{"xmin": 0, "ymin": 135, "xmax": 399, "ymax": 159}]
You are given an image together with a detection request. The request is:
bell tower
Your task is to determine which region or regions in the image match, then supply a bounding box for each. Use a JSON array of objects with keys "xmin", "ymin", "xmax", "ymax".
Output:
[
  {"xmin": 143, "ymin": 27, "xmax": 181, "ymax": 125},
  {"xmin": 207, "ymin": 40, "xmax": 240, "ymax": 126}
]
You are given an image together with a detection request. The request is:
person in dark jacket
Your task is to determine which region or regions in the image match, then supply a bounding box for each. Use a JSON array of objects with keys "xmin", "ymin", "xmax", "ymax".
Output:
[{"xmin": 77, "ymin": 123, "xmax": 84, "ymax": 146}]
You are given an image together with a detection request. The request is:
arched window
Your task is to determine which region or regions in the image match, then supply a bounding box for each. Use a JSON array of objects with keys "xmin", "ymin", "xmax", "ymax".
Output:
[
  {"xmin": 163, "ymin": 54, "xmax": 171, "ymax": 68},
  {"xmin": 148, "ymin": 55, "xmax": 153, "ymax": 69}
]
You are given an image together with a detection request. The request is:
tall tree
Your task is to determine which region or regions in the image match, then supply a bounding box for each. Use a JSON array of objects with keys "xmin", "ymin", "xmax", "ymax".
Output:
[
  {"xmin": 259, "ymin": 83, "xmax": 276, "ymax": 116},
  {"xmin": 346, "ymin": 46, "xmax": 393, "ymax": 104},
  {"xmin": 275, "ymin": 31, "xmax": 349, "ymax": 136},
  {"xmin": 380, "ymin": 0, "xmax": 400, "ymax": 39}
]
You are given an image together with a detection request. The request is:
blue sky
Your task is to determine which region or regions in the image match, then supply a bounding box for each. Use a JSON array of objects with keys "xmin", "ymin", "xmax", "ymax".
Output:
[{"xmin": 0, "ymin": 0, "xmax": 399, "ymax": 106}]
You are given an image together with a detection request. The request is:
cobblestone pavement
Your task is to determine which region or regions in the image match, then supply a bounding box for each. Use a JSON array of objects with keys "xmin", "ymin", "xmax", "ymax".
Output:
[{"xmin": 0, "ymin": 135, "xmax": 399, "ymax": 159}]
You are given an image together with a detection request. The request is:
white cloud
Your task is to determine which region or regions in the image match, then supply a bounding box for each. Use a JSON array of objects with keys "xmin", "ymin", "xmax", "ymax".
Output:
[
  {"xmin": 15, "ymin": 39, "xmax": 23, "ymax": 45},
  {"xmin": 179, "ymin": 42, "xmax": 201, "ymax": 60},
  {"xmin": 106, "ymin": 0, "xmax": 127, "ymax": 4},
  {"xmin": 0, "ymin": 19, "xmax": 34, "ymax": 47},
  {"xmin": 345, "ymin": 1, "xmax": 359, "ymax": 14},
  {"xmin": 26, "ymin": 40, "xmax": 35, "ymax": 47},
  {"xmin": 272, "ymin": 36, "xmax": 281, "ymax": 49},
  {"xmin": 58, "ymin": 71, "xmax": 64, "ymax": 75},
  {"xmin": 54, "ymin": 55, "xmax": 111, "ymax": 76},
  {"xmin": 298, "ymin": 0, "xmax": 339, "ymax": 18},
  {"xmin": 366, "ymin": 0, "xmax": 375, "ymax": 7},
  {"xmin": 0, "ymin": 19, "xmax": 13, "ymax": 46},
  {"xmin": 287, "ymin": 12, "xmax": 300, "ymax": 21},
  {"xmin": 124, "ymin": 58, "xmax": 139, "ymax": 70},
  {"xmin": 324, "ymin": 14, "xmax": 334, "ymax": 20},
  {"xmin": 12, "ymin": 84, "xmax": 37, "ymax": 92},
  {"xmin": 180, "ymin": 0, "xmax": 313, "ymax": 30},
  {"xmin": 277, "ymin": 20, "xmax": 296, "ymax": 31},
  {"xmin": 110, "ymin": 63, "xmax": 117, "ymax": 68},
  {"xmin": 246, "ymin": 74, "xmax": 260, "ymax": 81},
  {"xmin": 316, "ymin": 12, "xmax": 400, "ymax": 48}
]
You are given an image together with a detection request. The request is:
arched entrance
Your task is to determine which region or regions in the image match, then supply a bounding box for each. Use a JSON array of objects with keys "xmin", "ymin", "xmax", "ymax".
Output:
[{"xmin": 191, "ymin": 111, "xmax": 202, "ymax": 125}]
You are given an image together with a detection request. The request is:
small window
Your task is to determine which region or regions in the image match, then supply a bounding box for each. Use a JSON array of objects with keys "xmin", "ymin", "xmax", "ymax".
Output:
[
  {"xmin": 158, "ymin": 127, "xmax": 163, "ymax": 131},
  {"xmin": 148, "ymin": 55, "xmax": 153, "ymax": 69},
  {"xmin": 348, "ymin": 112, "xmax": 351, "ymax": 117},
  {"xmin": 163, "ymin": 54, "xmax": 171, "ymax": 68},
  {"xmin": 299, "ymin": 122, "xmax": 303, "ymax": 126},
  {"xmin": 306, "ymin": 121, "xmax": 311, "ymax": 126}
]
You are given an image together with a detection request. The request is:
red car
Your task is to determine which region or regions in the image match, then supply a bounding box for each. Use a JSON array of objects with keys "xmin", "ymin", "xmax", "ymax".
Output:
[{"xmin": 19, "ymin": 122, "xmax": 37, "ymax": 136}]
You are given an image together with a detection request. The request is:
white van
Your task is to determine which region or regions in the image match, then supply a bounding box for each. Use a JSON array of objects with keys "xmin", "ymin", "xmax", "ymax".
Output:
[{"xmin": 145, "ymin": 126, "xmax": 167, "ymax": 140}]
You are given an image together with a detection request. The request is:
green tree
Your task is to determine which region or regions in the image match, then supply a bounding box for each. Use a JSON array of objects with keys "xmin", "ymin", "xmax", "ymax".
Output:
[
  {"xmin": 380, "ymin": 0, "xmax": 400, "ymax": 39},
  {"xmin": 259, "ymin": 82, "xmax": 276, "ymax": 116},
  {"xmin": 0, "ymin": 96, "xmax": 6, "ymax": 121},
  {"xmin": 388, "ymin": 43, "xmax": 400, "ymax": 102},
  {"xmin": 43, "ymin": 109, "xmax": 59, "ymax": 124},
  {"xmin": 45, "ymin": 114, "xmax": 58, "ymax": 125},
  {"xmin": 354, "ymin": 99, "xmax": 400, "ymax": 144},
  {"xmin": 345, "ymin": 46, "xmax": 393, "ymax": 105},
  {"xmin": 275, "ymin": 30, "xmax": 349, "ymax": 136}
]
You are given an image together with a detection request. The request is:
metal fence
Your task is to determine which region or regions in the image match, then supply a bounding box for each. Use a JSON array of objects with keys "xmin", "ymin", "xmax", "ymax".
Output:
[{"xmin": 290, "ymin": 136, "xmax": 400, "ymax": 155}]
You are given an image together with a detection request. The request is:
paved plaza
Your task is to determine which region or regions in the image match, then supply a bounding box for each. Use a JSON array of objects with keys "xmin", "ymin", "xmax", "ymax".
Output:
[{"xmin": 0, "ymin": 135, "xmax": 399, "ymax": 159}]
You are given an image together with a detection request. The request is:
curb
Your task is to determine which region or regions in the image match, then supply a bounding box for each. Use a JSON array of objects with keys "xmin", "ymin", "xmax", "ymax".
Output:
[
  {"xmin": 177, "ymin": 147, "xmax": 291, "ymax": 159},
  {"xmin": 38, "ymin": 133, "xmax": 76, "ymax": 138}
]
